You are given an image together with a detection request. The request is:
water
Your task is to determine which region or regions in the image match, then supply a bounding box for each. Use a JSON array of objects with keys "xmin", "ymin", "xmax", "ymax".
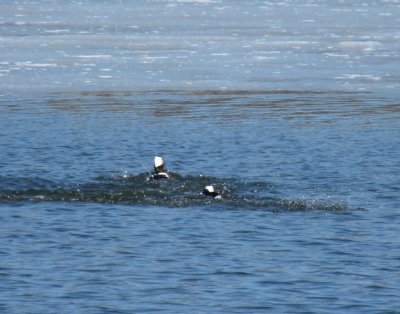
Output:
[{"xmin": 1, "ymin": 1, "xmax": 400, "ymax": 313}]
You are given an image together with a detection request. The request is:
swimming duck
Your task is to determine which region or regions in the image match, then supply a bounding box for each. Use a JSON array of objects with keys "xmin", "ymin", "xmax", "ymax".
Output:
[
  {"xmin": 146, "ymin": 156, "xmax": 169, "ymax": 181},
  {"xmin": 202, "ymin": 185, "xmax": 221, "ymax": 199}
]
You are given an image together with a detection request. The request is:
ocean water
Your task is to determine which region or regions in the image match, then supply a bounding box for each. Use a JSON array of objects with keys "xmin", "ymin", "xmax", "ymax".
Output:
[{"xmin": 1, "ymin": 1, "xmax": 400, "ymax": 313}]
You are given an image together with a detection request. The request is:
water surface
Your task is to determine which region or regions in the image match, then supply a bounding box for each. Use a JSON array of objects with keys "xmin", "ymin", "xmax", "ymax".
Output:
[{"xmin": 1, "ymin": 1, "xmax": 400, "ymax": 313}]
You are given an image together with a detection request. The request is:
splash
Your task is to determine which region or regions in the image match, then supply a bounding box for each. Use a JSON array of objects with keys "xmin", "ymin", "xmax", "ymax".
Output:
[{"xmin": 0, "ymin": 173, "xmax": 351, "ymax": 212}]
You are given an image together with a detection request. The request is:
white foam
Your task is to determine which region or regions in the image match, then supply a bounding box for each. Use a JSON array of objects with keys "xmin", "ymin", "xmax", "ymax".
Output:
[
  {"xmin": 336, "ymin": 74, "xmax": 382, "ymax": 81},
  {"xmin": 253, "ymin": 56, "xmax": 276, "ymax": 61},
  {"xmin": 45, "ymin": 30, "xmax": 71, "ymax": 34},
  {"xmin": 75, "ymin": 54, "xmax": 112, "ymax": 59},
  {"xmin": 142, "ymin": 56, "xmax": 169, "ymax": 60},
  {"xmin": 170, "ymin": 0, "xmax": 216, "ymax": 3},
  {"xmin": 339, "ymin": 41, "xmax": 381, "ymax": 50},
  {"xmin": 30, "ymin": 63, "xmax": 57, "ymax": 67},
  {"xmin": 15, "ymin": 61, "xmax": 57, "ymax": 68},
  {"xmin": 324, "ymin": 53, "xmax": 350, "ymax": 58}
]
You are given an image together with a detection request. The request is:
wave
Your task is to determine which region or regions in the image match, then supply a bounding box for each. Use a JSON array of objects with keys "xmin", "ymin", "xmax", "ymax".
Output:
[{"xmin": 0, "ymin": 173, "xmax": 351, "ymax": 212}]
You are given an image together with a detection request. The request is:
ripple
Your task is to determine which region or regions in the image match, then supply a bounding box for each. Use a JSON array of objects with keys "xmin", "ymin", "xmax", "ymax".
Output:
[{"xmin": 0, "ymin": 174, "xmax": 352, "ymax": 212}]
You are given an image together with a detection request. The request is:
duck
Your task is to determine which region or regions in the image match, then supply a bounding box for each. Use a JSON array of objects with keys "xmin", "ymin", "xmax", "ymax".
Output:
[
  {"xmin": 146, "ymin": 156, "xmax": 169, "ymax": 181},
  {"xmin": 202, "ymin": 185, "xmax": 222, "ymax": 199}
]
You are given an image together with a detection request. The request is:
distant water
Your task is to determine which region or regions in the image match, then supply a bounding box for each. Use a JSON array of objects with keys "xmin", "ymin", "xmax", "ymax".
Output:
[
  {"xmin": 1, "ymin": 1, "xmax": 400, "ymax": 313},
  {"xmin": 1, "ymin": 0, "xmax": 400, "ymax": 94}
]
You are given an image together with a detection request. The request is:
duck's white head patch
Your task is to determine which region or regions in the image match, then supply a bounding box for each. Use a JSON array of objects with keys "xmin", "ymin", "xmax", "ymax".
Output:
[
  {"xmin": 205, "ymin": 185, "xmax": 215, "ymax": 193},
  {"xmin": 154, "ymin": 156, "xmax": 164, "ymax": 168}
]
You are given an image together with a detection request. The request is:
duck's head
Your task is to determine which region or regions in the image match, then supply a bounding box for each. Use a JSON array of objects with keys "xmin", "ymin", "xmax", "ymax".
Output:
[
  {"xmin": 202, "ymin": 185, "xmax": 220, "ymax": 198},
  {"xmin": 154, "ymin": 156, "xmax": 166, "ymax": 173}
]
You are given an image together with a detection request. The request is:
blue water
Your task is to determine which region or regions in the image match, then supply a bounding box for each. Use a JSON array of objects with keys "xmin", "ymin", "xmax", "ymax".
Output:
[{"xmin": 1, "ymin": 1, "xmax": 400, "ymax": 313}]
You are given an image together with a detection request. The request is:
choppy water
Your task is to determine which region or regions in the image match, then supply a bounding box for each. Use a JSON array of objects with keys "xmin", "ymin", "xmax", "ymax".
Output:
[{"xmin": 1, "ymin": 1, "xmax": 400, "ymax": 313}]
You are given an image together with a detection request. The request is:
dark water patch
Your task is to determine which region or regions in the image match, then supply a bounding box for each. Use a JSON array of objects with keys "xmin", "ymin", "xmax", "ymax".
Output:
[
  {"xmin": 0, "ymin": 174, "xmax": 351, "ymax": 212},
  {"xmin": 3, "ymin": 89, "xmax": 398, "ymax": 134},
  {"xmin": 30, "ymin": 89, "xmax": 397, "ymax": 125}
]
